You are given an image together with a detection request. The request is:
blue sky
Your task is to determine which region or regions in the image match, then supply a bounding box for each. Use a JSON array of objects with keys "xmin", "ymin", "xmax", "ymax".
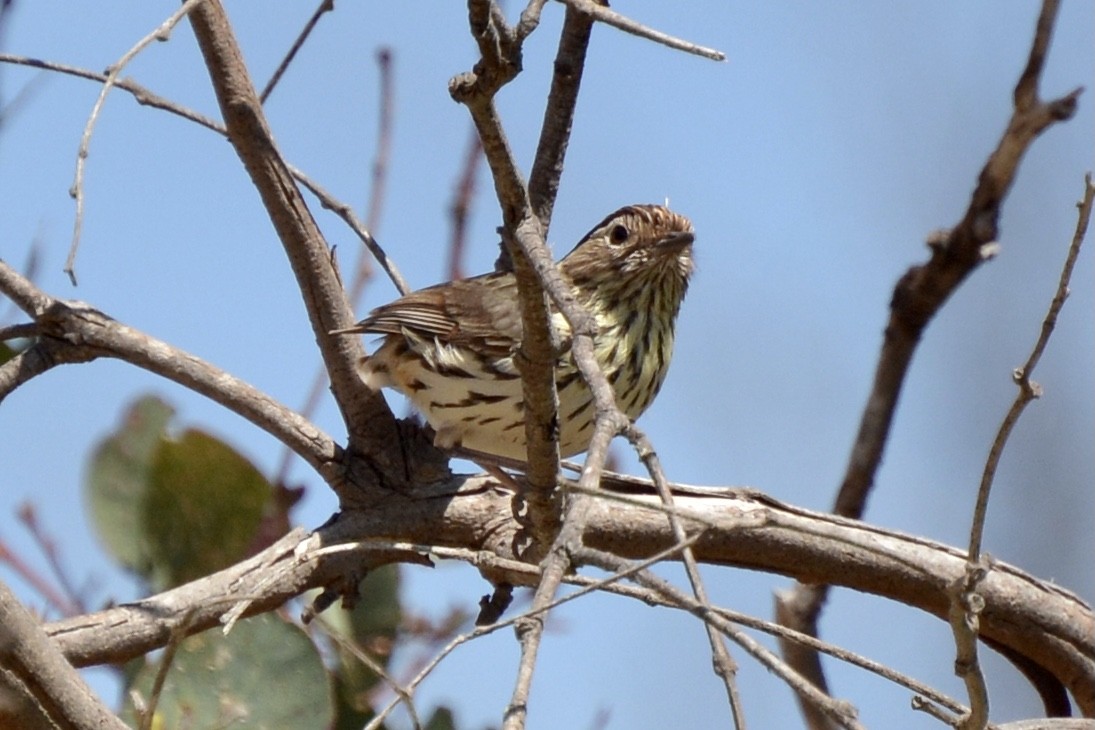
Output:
[{"xmin": 1, "ymin": 2, "xmax": 1092, "ymax": 728}]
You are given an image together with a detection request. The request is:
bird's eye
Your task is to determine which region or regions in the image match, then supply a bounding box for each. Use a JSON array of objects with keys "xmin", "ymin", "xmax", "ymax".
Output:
[{"xmin": 609, "ymin": 224, "xmax": 630, "ymax": 245}]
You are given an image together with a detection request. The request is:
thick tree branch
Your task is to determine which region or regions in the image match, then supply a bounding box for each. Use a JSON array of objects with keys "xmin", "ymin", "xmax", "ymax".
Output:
[
  {"xmin": 0, "ymin": 581, "xmax": 128, "ymax": 730},
  {"xmin": 185, "ymin": 0, "xmax": 407, "ymax": 486},
  {"xmin": 41, "ymin": 478, "xmax": 1095, "ymax": 715}
]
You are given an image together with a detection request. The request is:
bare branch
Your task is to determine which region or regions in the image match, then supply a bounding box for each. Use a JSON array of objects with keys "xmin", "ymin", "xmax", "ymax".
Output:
[
  {"xmin": 839, "ymin": 0, "xmax": 1078, "ymax": 527},
  {"xmin": 368, "ymin": 534, "xmax": 702, "ymax": 730},
  {"xmin": 273, "ymin": 46, "xmax": 401, "ymax": 488},
  {"xmin": 185, "ymin": 0, "xmax": 409, "ymax": 483},
  {"xmin": 448, "ymin": 0, "xmax": 564, "ymax": 547},
  {"xmin": 559, "ymin": 0, "xmax": 725, "ymax": 61},
  {"xmin": 448, "ymin": 126, "xmax": 483, "ymax": 281},
  {"xmin": 259, "ymin": 0, "xmax": 334, "ymax": 104},
  {"xmin": 579, "ymin": 547, "xmax": 864, "ymax": 729},
  {"xmin": 0, "ymin": 580, "xmax": 128, "ymax": 730},
  {"xmin": 623, "ymin": 427, "xmax": 749, "ymax": 721},
  {"xmin": 40, "ymin": 478, "xmax": 1095, "ymax": 715},
  {"xmin": 581, "ymin": 576, "xmax": 969, "ymax": 719},
  {"xmin": 527, "ymin": 3, "xmax": 595, "ymax": 235},
  {"xmin": 969, "ymin": 174, "xmax": 1093, "ymax": 559},
  {"xmin": 779, "ymin": 0, "xmax": 1082, "ymax": 714},
  {"xmin": 945, "ymin": 174, "xmax": 1094, "ymax": 724},
  {"xmin": 0, "ymin": 259, "xmax": 341, "ymax": 482},
  {"xmin": 0, "ymin": 54, "xmax": 411, "ymax": 315},
  {"xmin": 949, "ymin": 558, "xmax": 993, "ymax": 730}
]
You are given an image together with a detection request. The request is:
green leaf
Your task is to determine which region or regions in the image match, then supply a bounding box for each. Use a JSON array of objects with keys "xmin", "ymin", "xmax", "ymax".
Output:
[
  {"xmin": 124, "ymin": 614, "xmax": 333, "ymax": 729},
  {"xmin": 84, "ymin": 395, "xmax": 174, "ymax": 575},
  {"xmin": 144, "ymin": 429, "xmax": 271, "ymax": 589}
]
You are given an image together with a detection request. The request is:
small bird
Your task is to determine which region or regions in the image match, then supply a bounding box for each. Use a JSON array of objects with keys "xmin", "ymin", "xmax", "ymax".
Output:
[{"xmin": 338, "ymin": 204, "xmax": 694, "ymax": 462}]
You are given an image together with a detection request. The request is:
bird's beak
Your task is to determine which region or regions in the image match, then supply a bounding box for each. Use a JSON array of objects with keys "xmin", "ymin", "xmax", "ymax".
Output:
[{"xmin": 657, "ymin": 231, "xmax": 694, "ymax": 252}]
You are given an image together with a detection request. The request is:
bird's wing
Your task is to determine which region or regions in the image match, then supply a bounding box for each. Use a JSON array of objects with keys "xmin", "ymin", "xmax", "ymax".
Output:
[{"xmin": 358, "ymin": 272, "xmax": 524, "ymax": 356}]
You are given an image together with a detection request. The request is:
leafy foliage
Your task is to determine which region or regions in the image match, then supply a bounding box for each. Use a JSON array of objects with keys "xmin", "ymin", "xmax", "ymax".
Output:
[{"xmin": 84, "ymin": 395, "xmax": 465, "ymax": 728}]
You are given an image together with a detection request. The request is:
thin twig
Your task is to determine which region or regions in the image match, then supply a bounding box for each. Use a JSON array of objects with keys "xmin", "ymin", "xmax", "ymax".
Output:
[
  {"xmin": 0, "ymin": 53, "xmax": 412, "ymax": 296},
  {"xmin": 968, "ymin": 174, "xmax": 1093, "ymax": 560},
  {"xmin": 382, "ymin": 538, "xmax": 970, "ymax": 723},
  {"xmin": 0, "ymin": 536, "xmax": 80, "ymax": 617},
  {"xmin": 449, "ymin": 125, "xmax": 483, "ymax": 281},
  {"xmin": 16, "ymin": 504, "xmax": 86, "ymax": 616},
  {"xmin": 259, "ymin": 0, "xmax": 334, "ymax": 104},
  {"xmin": 66, "ymin": 0, "xmax": 206, "ymax": 285},
  {"xmin": 625, "ymin": 426, "xmax": 748, "ymax": 724},
  {"xmin": 558, "ymin": 0, "xmax": 725, "ymax": 61},
  {"xmin": 136, "ymin": 610, "xmax": 199, "ymax": 730},
  {"xmin": 365, "ymin": 536, "xmax": 702, "ymax": 730},
  {"xmin": 313, "ymin": 614, "xmax": 424, "ymax": 730},
  {"xmin": 948, "ymin": 174, "xmax": 1093, "ymax": 727},
  {"xmin": 948, "ymin": 558, "xmax": 992, "ymax": 730},
  {"xmin": 578, "ymin": 547, "xmax": 865, "ymax": 730},
  {"xmin": 582, "ymin": 577, "xmax": 968, "ymax": 720}
]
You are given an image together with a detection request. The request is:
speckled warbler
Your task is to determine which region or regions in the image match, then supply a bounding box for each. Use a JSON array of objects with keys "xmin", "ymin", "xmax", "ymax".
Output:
[{"xmin": 337, "ymin": 204, "xmax": 694, "ymax": 461}]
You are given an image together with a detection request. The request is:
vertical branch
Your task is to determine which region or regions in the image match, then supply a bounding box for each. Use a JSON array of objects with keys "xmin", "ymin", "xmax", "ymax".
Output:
[
  {"xmin": 968, "ymin": 175, "xmax": 1093, "ymax": 561},
  {"xmin": 527, "ymin": 3, "xmax": 596, "ymax": 234},
  {"xmin": 448, "ymin": 126, "xmax": 483, "ymax": 281},
  {"xmin": 450, "ymin": 3, "xmax": 562, "ymax": 538}
]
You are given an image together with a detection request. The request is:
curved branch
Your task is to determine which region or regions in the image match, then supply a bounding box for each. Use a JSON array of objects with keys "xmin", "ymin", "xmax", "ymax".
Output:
[
  {"xmin": 0, "ymin": 259, "xmax": 342, "ymax": 484},
  {"xmin": 780, "ymin": 0, "xmax": 1083, "ymax": 716},
  {"xmin": 43, "ymin": 477, "xmax": 1095, "ymax": 715}
]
